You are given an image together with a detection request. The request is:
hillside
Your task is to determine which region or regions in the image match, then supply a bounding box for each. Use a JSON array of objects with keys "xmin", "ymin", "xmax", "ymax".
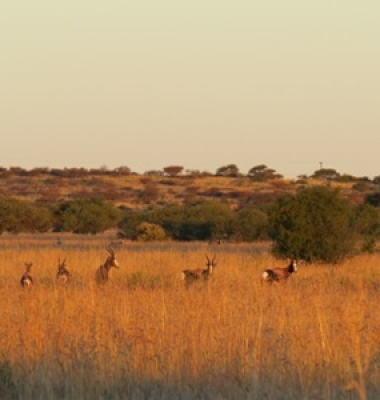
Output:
[{"xmin": 0, "ymin": 169, "xmax": 376, "ymax": 210}]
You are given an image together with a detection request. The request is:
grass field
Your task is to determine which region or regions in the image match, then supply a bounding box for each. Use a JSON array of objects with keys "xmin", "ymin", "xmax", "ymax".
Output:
[{"xmin": 0, "ymin": 238, "xmax": 379, "ymax": 399}]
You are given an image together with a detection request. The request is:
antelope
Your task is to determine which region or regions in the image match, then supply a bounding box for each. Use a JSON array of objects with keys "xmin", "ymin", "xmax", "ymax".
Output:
[
  {"xmin": 181, "ymin": 254, "xmax": 217, "ymax": 287},
  {"xmin": 20, "ymin": 262, "xmax": 33, "ymax": 288},
  {"xmin": 261, "ymin": 259, "xmax": 298, "ymax": 284},
  {"xmin": 95, "ymin": 245, "xmax": 119, "ymax": 284},
  {"xmin": 56, "ymin": 258, "xmax": 70, "ymax": 285}
]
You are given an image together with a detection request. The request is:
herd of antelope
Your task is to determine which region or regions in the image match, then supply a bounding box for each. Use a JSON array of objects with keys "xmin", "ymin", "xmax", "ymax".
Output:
[{"xmin": 19, "ymin": 244, "xmax": 300, "ymax": 288}]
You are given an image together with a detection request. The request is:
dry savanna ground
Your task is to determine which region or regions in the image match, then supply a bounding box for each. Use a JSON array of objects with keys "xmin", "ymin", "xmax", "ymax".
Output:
[{"xmin": 0, "ymin": 238, "xmax": 379, "ymax": 400}]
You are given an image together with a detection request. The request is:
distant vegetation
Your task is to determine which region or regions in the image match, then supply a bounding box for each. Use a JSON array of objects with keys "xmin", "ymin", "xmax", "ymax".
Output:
[{"xmin": 0, "ymin": 164, "xmax": 380, "ymax": 262}]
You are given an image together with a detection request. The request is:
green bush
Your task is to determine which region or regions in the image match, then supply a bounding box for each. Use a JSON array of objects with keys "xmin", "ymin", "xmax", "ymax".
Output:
[
  {"xmin": 54, "ymin": 198, "xmax": 122, "ymax": 234},
  {"xmin": 232, "ymin": 206, "xmax": 268, "ymax": 241},
  {"xmin": 118, "ymin": 200, "xmax": 233, "ymax": 241},
  {"xmin": 268, "ymin": 186, "xmax": 356, "ymax": 263},
  {"xmin": 0, "ymin": 196, "xmax": 52, "ymax": 233}
]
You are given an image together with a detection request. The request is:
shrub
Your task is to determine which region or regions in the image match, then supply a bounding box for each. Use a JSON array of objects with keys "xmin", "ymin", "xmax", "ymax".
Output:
[
  {"xmin": 136, "ymin": 222, "xmax": 167, "ymax": 241},
  {"xmin": 232, "ymin": 206, "xmax": 268, "ymax": 241},
  {"xmin": 54, "ymin": 198, "xmax": 122, "ymax": 233},
  {"xmin": 268, "ymin": 186, "xmax": 356, "ymax": 263},
  {"xmin": 0, "ymin": 196, "xmax": 52, "ymax": 233}
]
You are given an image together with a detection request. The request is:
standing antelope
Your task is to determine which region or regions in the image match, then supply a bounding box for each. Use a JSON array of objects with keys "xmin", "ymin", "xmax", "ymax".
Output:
[
  {"xmin": 261, "ymin": 259, "xmax": 298, "ymax": 284},
  {"xmin": 181, "ymin": 254, "xmax": 217, "ymax": 287},
  {"xmin": 56, "ymin": 258, "xmax": 70, "ymax": 285},
  {"xmin": 20, "ymin": 262, "xmax": 33, "ymax": 288},
  {"xmin": 95, "ymin": 246, "xmax": 119, "ymax": 284}
]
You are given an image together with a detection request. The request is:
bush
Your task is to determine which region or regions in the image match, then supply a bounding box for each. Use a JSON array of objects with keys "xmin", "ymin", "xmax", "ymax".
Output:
[
  {"xmin": 136, "ymin": 222, "xmax": 167, "ymax": 241},
  {"xmin": 365, "ymin": 192, "xmax": 380, "ymax": 207},
  {"xmin": 118, "ymin": 200, "xmax": 233, "ymax": 241},
  {"xmin": 54, "ymin": 198, "xmax": 122, "ymax": 234},
  {"xmin": 0, "ymin": 197, "xmax": 52, "ymax": 233},
  {"xmin": 268, "ymin": 186, "xmax": 356, "ymax": 263},
  {"xmin": 232, "ymin": 206, "xmax": 268, "ymax": 241}
]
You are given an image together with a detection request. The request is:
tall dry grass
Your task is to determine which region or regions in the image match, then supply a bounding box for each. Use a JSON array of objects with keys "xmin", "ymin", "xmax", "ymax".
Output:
[{"xmin": 0, "ymin": 243, "xmax": 380, "ymax": 399}]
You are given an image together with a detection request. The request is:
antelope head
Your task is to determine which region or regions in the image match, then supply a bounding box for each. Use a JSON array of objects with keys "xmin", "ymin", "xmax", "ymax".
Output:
[{"xmin": 106, "ymin": 245, "xmax": 119, "ymax": 269}]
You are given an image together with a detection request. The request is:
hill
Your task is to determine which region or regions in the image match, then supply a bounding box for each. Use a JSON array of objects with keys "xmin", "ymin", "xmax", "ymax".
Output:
[{"xmin": 0, "ymin": 168, "xmax": 377, "ymax": 210}]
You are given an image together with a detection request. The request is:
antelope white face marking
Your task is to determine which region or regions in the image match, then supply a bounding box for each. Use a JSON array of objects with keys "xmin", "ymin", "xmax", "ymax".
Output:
[
  {"xmin": 293, "ymin": 260, "xmax": 297, "ymax": 272},
  {"xmin": 261, "ymin": 271, "xmax": 269, "ymax": 280}
]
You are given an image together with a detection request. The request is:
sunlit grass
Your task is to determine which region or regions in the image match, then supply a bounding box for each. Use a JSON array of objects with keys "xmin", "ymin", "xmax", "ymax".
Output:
[{"xmin": 0, "ymin": 242, "xmax": 379, "ymax": 399}]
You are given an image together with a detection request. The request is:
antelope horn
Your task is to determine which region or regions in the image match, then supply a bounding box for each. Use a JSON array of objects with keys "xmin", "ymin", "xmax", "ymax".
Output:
[{"xmin": 107, "ymin": 245, "xmax": 115, "ymax": 256}]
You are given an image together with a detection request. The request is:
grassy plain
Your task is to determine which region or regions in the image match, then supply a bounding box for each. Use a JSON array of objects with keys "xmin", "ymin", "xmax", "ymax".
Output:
[{"xmin": 0, "ymin": 237, "xmax": 379, "ymax": 399}]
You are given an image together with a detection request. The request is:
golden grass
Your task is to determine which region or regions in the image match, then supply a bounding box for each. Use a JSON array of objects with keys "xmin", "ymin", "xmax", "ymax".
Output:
[{"xmin": 0, "ymin": 243, "xmax": 379, "ymax": 399}]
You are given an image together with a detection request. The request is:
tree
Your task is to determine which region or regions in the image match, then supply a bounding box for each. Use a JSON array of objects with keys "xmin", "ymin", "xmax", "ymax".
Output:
[
  {"xmin": 268, "ymin": 186, "xmax": 355, "ymax": 263},
  {"xmin": 215, "ymin": 164, "xmax": 240, "ymax": 177},
  {"xmin": 248, "ymin": 165, "xmax": 283, "ymax": 181},
  {"xmin": 113, "ymin": 166, "xmax": 132, "ymax": 176},
  {"xmin": 311, "ymin": 168, "xmax": 340, "ymax": 181},
  {"xmin": 163, "ymin": 165, "xmax": 184, "ymax": 177}
]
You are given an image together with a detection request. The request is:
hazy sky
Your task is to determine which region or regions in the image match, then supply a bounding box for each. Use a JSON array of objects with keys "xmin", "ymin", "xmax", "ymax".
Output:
[{"xmin": 1, "ymin": 1, "xmax": 379, "ymax": 178}]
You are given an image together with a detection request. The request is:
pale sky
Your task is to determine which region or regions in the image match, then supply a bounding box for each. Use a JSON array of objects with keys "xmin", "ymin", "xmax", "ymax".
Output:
[{"xmin": 1, "ymin": 1, "xmax": 379, "ymax": 179}]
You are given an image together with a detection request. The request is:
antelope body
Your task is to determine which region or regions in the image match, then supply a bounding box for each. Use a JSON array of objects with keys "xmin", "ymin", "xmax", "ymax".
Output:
[
  {"xmin": 20, "ymin": 262, "xmax": 33, "ymax": 288},
  {"xmin": 261, "ymin": 259, "xmax": 298, "ymax": 284},
  {"xmin": 56, "ymin": 258, "xmax": 70, "ymax": 285},
  {"xmin": 181, "ymin": 254, "xmax": 217, "ymax": 287},
  {"xmin": 95, "ymin": 246, "xmax": 119, "ymax": 284}
]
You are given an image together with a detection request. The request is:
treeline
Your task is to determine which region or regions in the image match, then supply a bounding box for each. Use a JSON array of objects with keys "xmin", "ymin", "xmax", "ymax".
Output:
[
  {"xmin": 0, "ymin": 164, "xmax": 379, "ymax": 182},
  {"xmin": 1, "ymin": 186, "xmax": 380, "ymax": 262}
]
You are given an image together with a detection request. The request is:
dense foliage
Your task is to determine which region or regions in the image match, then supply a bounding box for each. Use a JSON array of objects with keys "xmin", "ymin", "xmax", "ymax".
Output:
[
  {"xmin": 268, "ymin": 186, "xmax": 380, "ymax": 263},
  {"xmin": 119, "ymin": 200, "xmax": 234, "ymax": 241},
  {"xmin": 0, "ymin": 185, "xmax": 379, "ymax": 262},
  {"xmin": 0, "ymin": 196, "xmax": 51, "ymax": 233},
  {"xmin": 53, "ymin": 198, "xmax": 123, "ymax": 234}
]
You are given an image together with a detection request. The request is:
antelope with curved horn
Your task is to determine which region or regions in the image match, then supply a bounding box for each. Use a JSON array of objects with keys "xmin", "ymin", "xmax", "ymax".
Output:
[
  {"xmin": 95, "ymin": 246, "xmax": 119, "ymax": 285},
  {"xmin": 20, "ymin": 262, "xmax": 33, "ymax": 288},
  {"xmin": 181, "ymin": 254, "xmax": 217, "ymax": 287},
  {"xmin": 56, "ymin": 258, "xmax": 71, "ymax": 285},
  {"xmin": 261, "ymin": 259, "xmax": 298, "ymax": 284}
]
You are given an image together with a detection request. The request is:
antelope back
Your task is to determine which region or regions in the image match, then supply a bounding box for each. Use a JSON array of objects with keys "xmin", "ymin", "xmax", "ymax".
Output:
[
  {"xmin": 95, "ymin": 265, "xmax": 109, "ymax": 284},
  {"xmin": 21, "ymin": 262, "xmax": 33, "ymax": 287},
  {"xmin": 56, "ymin": 258, "xmax": 70, "ymax": 284}
]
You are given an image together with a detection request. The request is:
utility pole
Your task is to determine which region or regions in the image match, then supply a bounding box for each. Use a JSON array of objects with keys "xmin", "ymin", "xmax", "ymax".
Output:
[{"xmin": 319, "ymin": 161, "xmax": 323, "ymax": 170}]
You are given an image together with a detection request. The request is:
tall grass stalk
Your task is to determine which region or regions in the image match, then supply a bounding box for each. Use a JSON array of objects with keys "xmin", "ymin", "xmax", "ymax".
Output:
[{"xmin": 0, "ymin": 245, "xmax": 379, "ymax": 399}]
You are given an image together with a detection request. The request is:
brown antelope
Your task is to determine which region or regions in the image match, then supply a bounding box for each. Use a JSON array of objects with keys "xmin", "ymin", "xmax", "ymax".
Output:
[
  {"xmin": 56, "ymin": 258, "xmax": 70, "ymax": 285},
  {"xmin": 95, "ymin": 246, "xmax": 119, "ymax": 284},
  {"xmin": 20, "ymin": 262, "xmax": 33, "ymax": 288},
  {"xmin": 181, "ymin": 254, "xmax": 217, "ymax": 287},
  {"xmin": 261, "ymin": 259, "xmax": 298, "ymax": 284}
]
